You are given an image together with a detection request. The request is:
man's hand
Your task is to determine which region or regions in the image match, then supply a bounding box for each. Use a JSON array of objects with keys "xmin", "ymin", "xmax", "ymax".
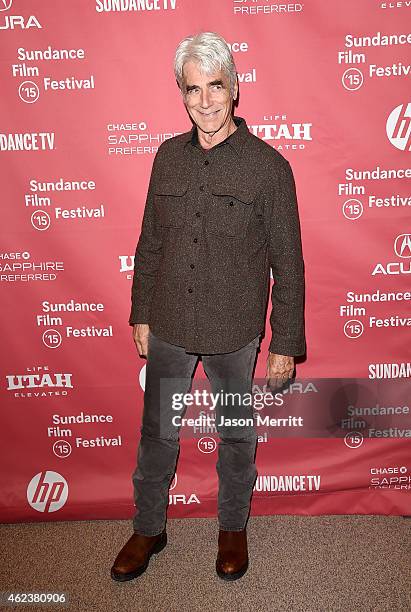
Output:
[
  {"xmin": 132, "ymin": 323, "xmax": 150, "ymax": 357},
  {"xmin": 266, "ymin": 352, "xmax": 295, "ymax": 390}
]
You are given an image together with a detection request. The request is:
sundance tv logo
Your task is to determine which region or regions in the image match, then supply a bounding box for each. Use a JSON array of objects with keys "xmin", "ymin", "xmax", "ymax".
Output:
[
  {"xmin": 27, "ymin": 471, "xmax": 68, "ymax": 513},
  {"xmin": 386, "ymin": 102, "xmax": 411, "ymax": 151},
  {"xmin": 96, "ymin": 0, "xmax": 177, "ymax": 11}
]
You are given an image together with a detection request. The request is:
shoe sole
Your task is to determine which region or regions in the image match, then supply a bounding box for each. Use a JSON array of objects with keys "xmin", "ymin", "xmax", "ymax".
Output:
[
  {"xmin": 216, "ymin": 560, "xmax": 249, "ymax": 581},
  {"xmin": 110, "ymin": 532, "xmax": 167, "ymax": 582}
]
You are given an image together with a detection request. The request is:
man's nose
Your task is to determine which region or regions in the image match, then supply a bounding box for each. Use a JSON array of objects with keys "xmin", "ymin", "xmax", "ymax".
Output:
[{"xmin": 199, "ymin": 88, "xmax": 212, "ymax": 108}]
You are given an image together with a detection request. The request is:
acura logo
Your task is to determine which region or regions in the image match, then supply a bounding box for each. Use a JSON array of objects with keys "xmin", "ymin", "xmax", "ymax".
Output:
[
  {"xmin": 0, "ymin": 0, "xmax": 12, "ymax": 10},
  {"xmin": 170, "ymin": 473, "xmax": 177, "ymax": 491},
  {"xmin": 394, "ymin": 234, "xmax": 411, "ymax": 258}
]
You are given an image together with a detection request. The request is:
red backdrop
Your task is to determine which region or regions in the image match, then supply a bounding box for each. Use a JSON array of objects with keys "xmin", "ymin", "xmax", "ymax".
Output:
[{"xmin": 1, "ymin": 0, "xmax": 410, "ymax": 523}]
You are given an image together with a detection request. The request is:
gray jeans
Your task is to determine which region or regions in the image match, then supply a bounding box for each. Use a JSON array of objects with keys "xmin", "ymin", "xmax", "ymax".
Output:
[{"xmin": 132, "ymin": 330, "xmax": 260, "ymax": 536}]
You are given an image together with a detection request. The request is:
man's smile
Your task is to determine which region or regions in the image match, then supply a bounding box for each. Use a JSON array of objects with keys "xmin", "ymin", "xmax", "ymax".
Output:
[{"xmin": 198, "ymin": 110, "xmax": 220, "ymax": 117}]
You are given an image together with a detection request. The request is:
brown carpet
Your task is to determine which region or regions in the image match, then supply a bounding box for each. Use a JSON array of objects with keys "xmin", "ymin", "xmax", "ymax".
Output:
[{"xmin": 0, "ymin": 515, "xmax": 410, "ymax": 612}]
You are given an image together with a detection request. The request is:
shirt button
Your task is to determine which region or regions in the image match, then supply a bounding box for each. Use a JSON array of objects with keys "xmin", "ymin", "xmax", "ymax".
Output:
[
  {"xmin": 195, "ymin": 211, "xmax": 201, "ymax": 217},
  {"xmin": 193, "ymin": 238, "xmax": 198, "ymax": 243},
  {"xmin": 188, "ymin": 288, "xmax": 193, "ymax": 293},
  {"xmin": 190, "ymin": 264, "xmax": 195, "ymax": 269},
  {"xmin": 204, "ymin": 160, "xmax": 209, "ymax": 166},
  {"xmin": 199, "ymin": 185, "xmax": 204, "ymax": 191}
]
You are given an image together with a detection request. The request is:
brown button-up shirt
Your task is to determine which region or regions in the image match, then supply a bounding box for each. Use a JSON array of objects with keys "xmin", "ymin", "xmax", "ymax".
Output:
[{"xmin": 129, "ymin": 116, "xmax": 306, "ymax": 356}]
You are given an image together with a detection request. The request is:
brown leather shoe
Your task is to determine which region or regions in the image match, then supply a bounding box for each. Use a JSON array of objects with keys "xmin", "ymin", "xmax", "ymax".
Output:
[
  {"xmin": 110, "ymin": 530, "xmax": 167, "ymax": 582},
  {"xmin": 216, "ymin": 529, "xmax": 248, "ymax": 581}
]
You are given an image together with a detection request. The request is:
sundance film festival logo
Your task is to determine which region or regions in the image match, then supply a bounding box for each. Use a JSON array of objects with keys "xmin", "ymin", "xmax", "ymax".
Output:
[
  {"xmin": 27, "ymin": 471, "xmax": 68, "ymax": 513},
  {"xmin": 372, "ymin": 233, "xmax": 411, "ymax": 275},
  {"xmin": 386, "ymin": 103, "xmax": 411, "ymax": 151},
  {"xmin": 0, "ymin": 0, "xmax": 42, "ymax": 29}
]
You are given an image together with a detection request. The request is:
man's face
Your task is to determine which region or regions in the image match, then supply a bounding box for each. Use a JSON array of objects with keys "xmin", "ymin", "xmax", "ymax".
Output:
[{"xmin": 181, "ymin": 60, "xmax": 237, "ymax": 135}]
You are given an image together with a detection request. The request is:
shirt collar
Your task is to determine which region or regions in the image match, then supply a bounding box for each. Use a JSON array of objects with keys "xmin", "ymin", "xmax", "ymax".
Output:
[{"xmin": 183, "ymin": 116, "xmax": 249, "ymax": 155}]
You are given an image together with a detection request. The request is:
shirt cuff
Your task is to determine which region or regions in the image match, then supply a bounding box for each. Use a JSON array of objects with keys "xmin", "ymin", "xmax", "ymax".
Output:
[{"xmin": 269, "ymin": 337, "xmax": 306, "ymax": 357}]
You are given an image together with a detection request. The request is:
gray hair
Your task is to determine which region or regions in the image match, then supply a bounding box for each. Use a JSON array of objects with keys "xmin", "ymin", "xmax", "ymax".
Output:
[{"xmin": 174, "ymin": 32, "xmax": 237, "ymax": 97}]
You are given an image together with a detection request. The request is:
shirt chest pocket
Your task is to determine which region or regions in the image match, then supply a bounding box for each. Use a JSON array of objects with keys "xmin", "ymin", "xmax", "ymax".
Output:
[
  {"xmin": 154, "ymin": 183, "xmax": 188, "ymax": 228},
  {"xmin": 206, "ymin": 185, "xmax": 256, "ymax": 237}
]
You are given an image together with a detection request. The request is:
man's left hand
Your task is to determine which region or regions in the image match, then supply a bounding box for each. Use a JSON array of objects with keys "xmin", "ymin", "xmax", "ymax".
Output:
[{"xmin": 266, "ymin": 352, "xmax": 295, "ymax": 390}]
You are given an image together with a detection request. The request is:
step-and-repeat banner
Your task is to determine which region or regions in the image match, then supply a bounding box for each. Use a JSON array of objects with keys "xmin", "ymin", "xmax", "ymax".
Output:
[{"xmin": 1, "ymin": 0, "xmax": 410, "ymax": 523}]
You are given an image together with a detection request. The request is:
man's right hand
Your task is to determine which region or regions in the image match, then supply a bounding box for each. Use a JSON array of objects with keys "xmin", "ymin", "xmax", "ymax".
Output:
[{"xmin": 132, "ymin": 323, "xmax": 150, "ymax": 357}]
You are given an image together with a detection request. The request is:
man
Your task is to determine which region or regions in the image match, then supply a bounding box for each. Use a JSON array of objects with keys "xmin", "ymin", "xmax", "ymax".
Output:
[{"xmin": 111, "ymin": 31, "xmax": 306, "ymax": 582}]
